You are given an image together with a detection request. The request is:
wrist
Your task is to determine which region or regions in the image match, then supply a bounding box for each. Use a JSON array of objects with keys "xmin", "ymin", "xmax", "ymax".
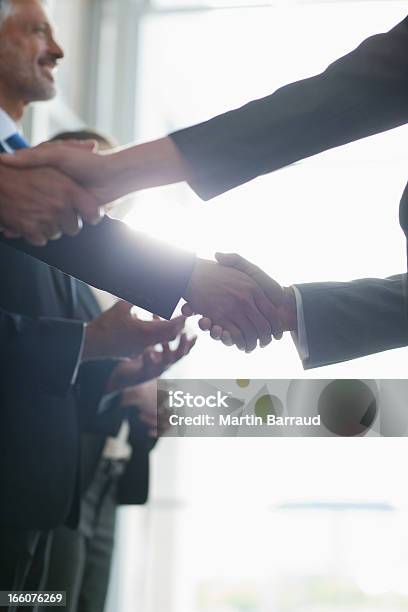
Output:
[
  {"xmin": 113, "ymin": 137, "xmax": 186, "ymax": 196},
  {"xmin": 278, "ymin": 286, "xmax": 298, "ymax": 332},
  {"xmin": 183, "ymin": 258, "xmax": 198, "ymax": 303}
]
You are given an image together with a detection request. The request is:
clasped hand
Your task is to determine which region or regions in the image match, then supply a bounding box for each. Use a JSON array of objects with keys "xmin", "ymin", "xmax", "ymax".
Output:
[{"xmin": 183, "ymin": 252, "xmax": 297, "ymax": 352}]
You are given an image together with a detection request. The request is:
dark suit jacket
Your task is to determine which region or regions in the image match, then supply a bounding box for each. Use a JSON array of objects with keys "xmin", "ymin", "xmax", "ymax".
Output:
[
  {"xmin": 0, "ymin": 307, "xmax": 83, "ymax": 394},
  {"xmin": 0, "ymin": 241, "xmax": 122, "ymax": 530},
  {"xmin": 75, "ymin": 283, "xmax": 152, "ymax": 506},
  {"xmin": 0, "ymin": 216, "xmax": 195, "ymax": 320}
]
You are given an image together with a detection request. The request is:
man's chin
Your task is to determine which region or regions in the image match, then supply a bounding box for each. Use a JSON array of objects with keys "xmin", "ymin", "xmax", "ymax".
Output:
[{"xmin": 29, "ymin": 81, "xmax": 57, "ymax": 102}]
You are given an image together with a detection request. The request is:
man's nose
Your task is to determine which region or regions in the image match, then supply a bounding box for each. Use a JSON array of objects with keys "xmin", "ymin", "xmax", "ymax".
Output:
[{"xmin": 48, "ymin": 37, "xmax": 64, "ymax": 61}]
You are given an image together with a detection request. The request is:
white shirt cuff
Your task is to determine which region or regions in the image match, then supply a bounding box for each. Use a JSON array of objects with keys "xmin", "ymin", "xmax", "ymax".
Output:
[
  {"xmin": 70, "ymin": 324, "xmax": 86, "ymax": 385},
  {"xmin": 290, "ymin": 285, "xmax": 310, "ymax": 363}
]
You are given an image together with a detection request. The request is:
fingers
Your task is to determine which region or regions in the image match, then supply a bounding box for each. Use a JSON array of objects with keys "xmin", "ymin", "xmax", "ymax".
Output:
[
  {"xmin": 53, "ymin": 139, "xmax": 99, "ymax": 152},
  {"xmin": 254, "ymin": 292, "xmax": 284, "ymax": 341},
  {"xmin": 141, "ymin": 349, "xmax": 166, "ymax": 381},
  {"xmin": 173, "ymin": 334, "xmax": 197, "ymax": 361},
  {"xmin": 2, "ymin": 146, "xmax": 104, "ymax": 226},
  {"xmin": 159, "ymin": 333, "xmax": 197, "ymax": 367},
  {"xmin": 232, "ymin": 314, "xmax": 258, "ymax": 352},
  {"xmin": 219, "ymin": 320, "xmax": 246, "ymax": 351},
  {"xmin": 199, "ymin": 316, "xmax": 245, "ymax": 350},
  {"xmin": 143, "ymin": 315, "xmax": 186, "ymax": 346},
  {"xmin": 23, "ymin": 221, "xmax": 55, "ymax": 246},
  {"xmin": 221, "ymin": 330, "xmax": 233, "ymax": 346},
  {"xmin": 68, "ymin": 182, "xmax": 103, "ymax": 226},
  {"xmin": 210, "ymin": 325, "xmax": 223, "ymax": 340},
  {"xmin": 112, "ymin": 299, "xmax": 134, "ymax": 316},
  {"xmin": 181, "ymin": 302, "xmax": 195, "ymax": 316},
  {"xmin": 185, "ymin": 336, "xmax": 197, "ymax": 355},
  {"xmin": 198, "ymin": 317, "xmax": 212, "ymax": 332},
  {"xmin": 40, "ymin": 219, "xmax": 62, "ymax": 243},
  {"xmin": 1, "ymin": 230, "xmax": 21, "ymax": 239},
  {"xmin": 244, "ymin": 297, "xmax": 273, "ymax": 348},
  {"xmin": 1, "ymin": 145, "xmax": 61, "ymax": 169},
  {"xmin": 214, "ymin": 252, "xmax": 241, "ymax": 267},
  {"xmin": 58, "ymin": 210, "xmax": 83, "ymax": 238},
  {"xmin": 161, "ymin": 339, "xmax": 172, "ymax": 363}
]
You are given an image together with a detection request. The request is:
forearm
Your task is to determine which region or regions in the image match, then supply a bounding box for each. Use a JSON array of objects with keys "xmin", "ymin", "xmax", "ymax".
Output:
[
  {"xmin": 108, "ymin": 137, "xmax": 188, "ymax": 197},
  {"xmin": 0, "ymin": 216, "xmax": 196, "ymax": 319}
]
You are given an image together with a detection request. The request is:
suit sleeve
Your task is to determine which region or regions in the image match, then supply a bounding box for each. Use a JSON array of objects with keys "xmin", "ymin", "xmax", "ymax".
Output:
[
  {"xmin": 295, "ymin": 274, "xmax": 408, "ymax": 369},
  {"xmin": 0, "ymin": 216, "xmax": 196, "ymax": 320},
  {"xmin": 170, "ymin": 17, "xmax": 408, "ymax": 200},
  {"xmin": 116, "ymin": 410, "xmax": 154, "ymax": 506},
  {"xmin": 0, "ymin": 308, "xmax": 84, "ymax": 396},
  {"xmin": 76, "ymin": 359, "xmax": 128, "ymax": 436}
]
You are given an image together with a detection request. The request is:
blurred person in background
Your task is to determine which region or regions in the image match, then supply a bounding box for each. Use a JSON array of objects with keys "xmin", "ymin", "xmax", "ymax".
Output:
[{"xmin": 36, "ymin": 130, "xmax": 195, "ymax": 612}]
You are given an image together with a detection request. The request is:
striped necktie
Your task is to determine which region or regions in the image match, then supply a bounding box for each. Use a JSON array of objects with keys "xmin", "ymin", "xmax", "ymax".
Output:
[{"xmin": 0, "ymin": 130, "xmax": 78, "ymax": 316}]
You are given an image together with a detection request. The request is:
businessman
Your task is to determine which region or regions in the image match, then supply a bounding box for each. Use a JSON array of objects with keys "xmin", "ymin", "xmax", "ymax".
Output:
[{"xmin": 14, "ymin": 13, "xmax": 408, "ymax": 364}]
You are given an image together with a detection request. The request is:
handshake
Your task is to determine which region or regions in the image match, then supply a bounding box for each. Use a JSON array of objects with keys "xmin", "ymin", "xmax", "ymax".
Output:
[{"xmin": 183, "ymin": 252, "xmax": 297, "ymax": 351}]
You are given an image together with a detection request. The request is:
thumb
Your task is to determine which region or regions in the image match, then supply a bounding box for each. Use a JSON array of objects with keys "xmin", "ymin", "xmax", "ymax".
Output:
[
  {"xmin": 52, "ymin": 139, "xmax": 98, "ymax": 152},
  {"xmin": 1, "ymin": 143, "xmax": 70, "ymax": 169},
  {"xmin": 181, "ymin": 302, "xmax": 195, "ymax": 317},
  {"xmin": 215, "ymin": 251, "xmax": 257, "ymax": 277},
  {"xmin": 110, "ymin": 299, "xmax": 134, "ymax": 317},
  {"xmin": 215, "ymin": 252, "xmax": 283, "ymax": 304},
  {"xmin": 215, "ymin": 252, "xmax": 242, "ymax": 267}
]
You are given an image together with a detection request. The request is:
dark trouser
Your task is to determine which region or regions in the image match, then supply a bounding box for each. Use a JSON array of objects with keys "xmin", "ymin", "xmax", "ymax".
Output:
[
  {"xmin": 43, "ymin": 460, "xmax": 122, "ymax": 612},
  {"xmin": 0, "ymin": 529, "xmax": 52, "ymax": 612}
]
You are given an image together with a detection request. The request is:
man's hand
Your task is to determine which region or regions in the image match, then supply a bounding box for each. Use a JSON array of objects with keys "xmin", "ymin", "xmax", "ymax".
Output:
[
  {"xmin": 120, "ymin": 381, "xmax": 173, "ymax": 438},
  {"xmin": 106, "ymin": 330, "xmax": 197, "ymax": 390},
  {"xmin": 83, "ymin": 301, "xmax": 188, "ymax": 360},
  {"xmin": 187, "ymin": 253, "xmax": 297, "ymax": 349},
  {"xmin": 0, "ymin": 159, "xmax": 103, "ymax": 246},
  {"xmin": 182, "ymin": 257, "xmax": 285, "ymax": 351},
  {"xmin": 1, "ymin": 136, "xmax": 186, "ymax": 204},
  {"xmin": 0, "ymin": 142, "xmax": 120, "ymax": 204}
]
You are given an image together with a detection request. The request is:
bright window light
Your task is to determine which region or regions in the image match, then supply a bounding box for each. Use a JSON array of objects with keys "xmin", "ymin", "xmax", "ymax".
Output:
[{"xmin": 110, "ymin": 4, "xmax": 408, "ymax": 612}]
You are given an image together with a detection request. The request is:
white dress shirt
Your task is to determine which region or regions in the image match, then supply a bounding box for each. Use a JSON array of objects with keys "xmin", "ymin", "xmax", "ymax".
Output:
[{"xmin": 291, "ymin": 286, "xmax": 310, "ymax": 363}]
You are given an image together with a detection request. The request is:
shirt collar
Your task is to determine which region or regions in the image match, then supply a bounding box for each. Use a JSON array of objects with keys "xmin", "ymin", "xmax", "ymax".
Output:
[{"xmin": 0, "ymin": 107, "xmax": 19, "ymax": 142}]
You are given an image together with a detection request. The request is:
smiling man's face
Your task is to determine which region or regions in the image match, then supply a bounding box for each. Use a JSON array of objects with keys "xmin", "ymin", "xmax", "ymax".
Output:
[{"xmin": 0, "ymin": 0, "xmax": 63, "ymax": 110}]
